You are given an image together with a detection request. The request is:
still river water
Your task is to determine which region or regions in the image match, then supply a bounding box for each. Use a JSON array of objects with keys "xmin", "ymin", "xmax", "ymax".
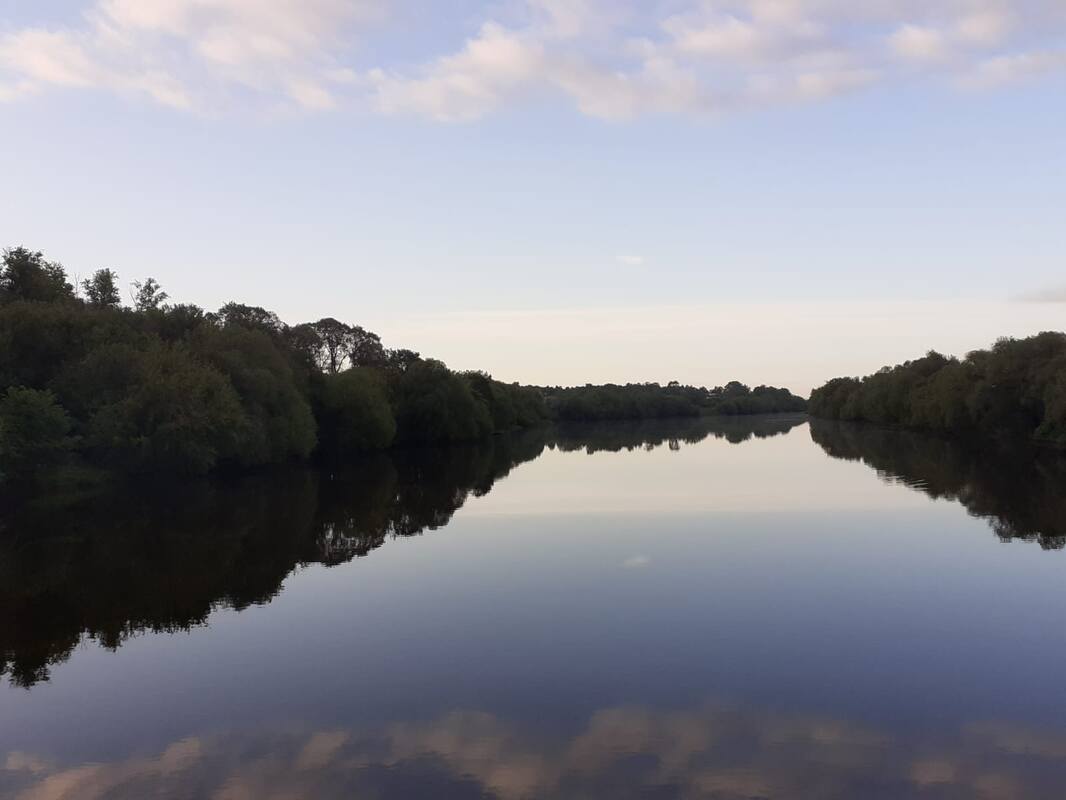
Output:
[{"xmin": 3, "ymin": 415, "xmax": 1066, "ymax": 799}]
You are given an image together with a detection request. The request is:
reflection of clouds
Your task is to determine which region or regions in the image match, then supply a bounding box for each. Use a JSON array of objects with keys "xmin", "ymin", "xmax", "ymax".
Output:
[{"xmin": 7, "ymin": 705, "xmax": 1066, "ymax": 799}]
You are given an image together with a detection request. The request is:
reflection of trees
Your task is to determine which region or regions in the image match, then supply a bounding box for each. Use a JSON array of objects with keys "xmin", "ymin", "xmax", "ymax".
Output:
[
  {"xmin": 0, "ymin": 416, "xmax": 804, "ymax": 688},
  {"xmin": 549, "ymin": 414, "xmax": 806, "ymax": 454},
  {"xmin": 810, "ymin": 419, "xmax": 1066, "ymax": 550},
  {"xmin": 7, "ymin": 704, "xmax": 1066, "ymax": 800}
]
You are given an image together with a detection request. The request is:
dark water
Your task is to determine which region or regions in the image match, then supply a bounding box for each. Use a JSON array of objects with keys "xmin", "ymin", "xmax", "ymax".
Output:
[{"xmin": 3, "ymin": 416, "xmax": 1066, "ymax": 799}]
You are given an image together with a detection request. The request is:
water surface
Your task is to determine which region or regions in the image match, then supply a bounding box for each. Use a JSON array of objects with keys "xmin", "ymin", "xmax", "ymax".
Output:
[{"xmin": 3, "ymin": 416, "xmax": 1066, "ymax": 799}]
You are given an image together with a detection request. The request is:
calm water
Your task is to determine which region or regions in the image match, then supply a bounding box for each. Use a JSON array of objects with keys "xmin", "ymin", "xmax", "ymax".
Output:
[{"xmin": 3, "ymin": 416, "xmax": 1066, "ymax": 799}]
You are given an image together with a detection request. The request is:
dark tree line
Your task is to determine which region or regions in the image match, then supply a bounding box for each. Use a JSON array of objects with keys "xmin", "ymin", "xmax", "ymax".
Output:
[
  {"xmin": 0, "ymin": 246, "xmax": 807, "ymax": 485},
  {"xmin": 545, "ymin": 380, "xmax": 806, "ymax": 422},
  {"xmin": 808, "ymin": 333, "xmax": 1066, "ymax": 443},
  {"xmin": 0, "ymin": 246, "xmax": 548, "ymax": 483}
]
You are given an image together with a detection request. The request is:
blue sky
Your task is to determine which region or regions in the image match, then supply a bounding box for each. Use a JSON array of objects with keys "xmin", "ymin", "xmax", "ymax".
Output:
[{"xmin": 1, "ymin": 1, "xmax": 1064, "ymax": 392}]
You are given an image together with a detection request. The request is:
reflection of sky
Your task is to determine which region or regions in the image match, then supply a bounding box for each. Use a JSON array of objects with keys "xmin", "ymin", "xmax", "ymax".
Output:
[
  {"xmin": 7, "ymin": 706, "xmax": 1066, "ymax": 799},
  {"xmin": 465, "ymin": 422, "xmax": 936, "ymax": 515},
  {"xmin": 4, "ymin": 424, "xmax": 1066, "ymax": 798}
]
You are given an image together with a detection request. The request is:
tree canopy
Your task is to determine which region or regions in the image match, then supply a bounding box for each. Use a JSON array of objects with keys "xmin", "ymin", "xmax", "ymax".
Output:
[
  {"xmin": 808, "ymin": 333, "xmax": 1066, "ymax": 444},
  {"xmin": 0, "ymin": 244, "xmax": 806, "ymax": 485}
]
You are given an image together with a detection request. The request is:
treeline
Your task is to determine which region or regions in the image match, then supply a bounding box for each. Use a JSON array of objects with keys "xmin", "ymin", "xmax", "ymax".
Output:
[
  {"xmin": 0, "ymin": 246, "xmax": 809, "ymax": 484},
  {"xmin": 546, "ymin": 381, "xmax": 806, "ymax": 422},
  {"xmin": 0, "ymin": 246, "xmax": 548, "ymax": 483},
  {"xmin": 809, "ymin": 332, "xmax": 1066, "ymax": 443}
]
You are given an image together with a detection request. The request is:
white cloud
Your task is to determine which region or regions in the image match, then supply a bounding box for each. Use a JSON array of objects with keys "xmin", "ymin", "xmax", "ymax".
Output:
[
  {"xmin": 617, "ymin": 255, "xmax": 645, "ymax": 266},
  {"xmin": 371, "ymin": 22, "xmax": 545, "ymax": 122},
  {"xmin": 963, "ymin": 50, "xmax": 1066, "ymax": 88},
  {"xmin": 1, "ymin": 1, "xmax": 1065, "ymax": 118},
  {"xmin": 890, "ymin": 25, "xmax": 950, "ymax": 62},
  {"xmin": 0, "ymin": 0, "xmax": 383, "ymax": 111}
]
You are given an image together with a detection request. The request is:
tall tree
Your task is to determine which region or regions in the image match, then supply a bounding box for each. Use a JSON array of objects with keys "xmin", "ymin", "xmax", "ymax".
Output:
[
  {"xmin": 130, "ymin": 278, "xmax": 168, "ymax": 311},
  {"xmin": 310, "ymin": 318, "xmax": 354, "ymax": 374},
  {"xmin": 349, "ymin": 325, "xmax": 387, "ymax": 368},
  {"xmin": 0, "ymin": 247, "xmax": 74, "ymax": 304},
  {"xmin": 82, "ymin": 269, "xmax": 122, "ymax": 307}
]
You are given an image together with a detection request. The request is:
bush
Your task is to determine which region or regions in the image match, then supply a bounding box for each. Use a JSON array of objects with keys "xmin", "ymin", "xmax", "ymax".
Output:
[
  {"xmin": 0, "ymin": 387, "xmax": 73, "ymax": 480},
  {"xmin": 315, "ymin": 369, "xmax": 396, "ymax": 456},
  {"xmin": 393, "ymin": 360, "xmax": 492, "ymax": 444}
]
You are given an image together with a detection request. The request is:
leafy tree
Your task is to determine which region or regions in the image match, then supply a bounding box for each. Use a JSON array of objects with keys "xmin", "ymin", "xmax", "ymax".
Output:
[
  {"xmin": 809, "ymin": 333, "xmax": 1066, "ymax": 444},
  {"xmin": 315, "ymin": 368, "xmax": 396, "ymax": 456},
  {"xmin": 85, "ymin": 343, "xmax": 246, "ymax": 474},
  {"xmin": 82, "ymin": 269, "xmax": 122, "ymax": 308},
  {"xmin": 385, "ymin": 348, "xmax": 421, "ymax": 374},
  {"xmin": 393, "ymin": 360, "xmax": 492, "ymax": 444},
  {"xmin": 0, "ymin": 387, "xmax": 73, "ymax": 480},
  {"xmin": 349, "ymin": 325, "xmax": 387, "ymax": 368},
  {"xmin": 309, "ymin": 318, "xmax": 354, "ymax": 374},
  {"xmin": 191, "ymin": 325, "xmax": 316, "ymax": 465},
  {"xmin": 0, "ymin": 247, "xmax": 74, "ymax": 304},
  {"xmin": 213, "ymin": 302, "xmax": 286, "ymax": 336},
  {"xmin": 130, "ymin": 277, "xmax": 169, "ymax": 311}
]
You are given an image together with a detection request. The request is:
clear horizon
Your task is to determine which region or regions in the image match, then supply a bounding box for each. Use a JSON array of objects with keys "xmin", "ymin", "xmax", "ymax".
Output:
[{"xmin": 3, "ymin": 1, "xmax": 1064, "ymax": 394}]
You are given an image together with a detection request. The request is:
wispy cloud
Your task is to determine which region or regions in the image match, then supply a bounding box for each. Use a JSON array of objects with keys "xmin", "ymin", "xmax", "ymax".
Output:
[
  {"xmin": 1016, "ymin": 285, "xmax": 1066, "ymax": 303},
  {"xmin": 617, "ymin": 255, "xmax": 645, "ymax": 267},
  {"xmin": 2, "ymin": 1, "xmax": 1065, "ymax": 117},
  {"xmin": 622, "ymin": 554, "xmax": 651, "ymax": 569}
]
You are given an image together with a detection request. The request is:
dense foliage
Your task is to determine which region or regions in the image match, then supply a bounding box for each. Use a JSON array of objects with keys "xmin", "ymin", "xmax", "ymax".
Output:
[
  {"xmin": 0, "ymin": 246, "xmax": 548, "ymax": 482},
  {"xmin": 0, "ymin": 245, "xmax": 806, "ymax": 483},
  {"xmin": 546, "ymin": 380, "xmax": 806, "ymax": 422},
  {"xmin": 808, "ymin": 333, "xmax": 1066, "ymax": 443}
]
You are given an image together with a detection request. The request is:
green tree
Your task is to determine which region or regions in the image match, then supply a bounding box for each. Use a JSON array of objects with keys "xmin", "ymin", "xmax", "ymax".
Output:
[
  {"xmin": 130, "ymin": 277, "xmax": 169, "ymax": 311},
  {"xmin": 309, "ymin": 318, "xmax": 354, "ymax": 374},
  {"xmin": 0, "ymin": 387, "xmax": 73, "ymax": 480},
  {"xmin": 315, "ymin": 368, "xmax": 396, "ymax": 456},
  {"xmin": 82, "ymin": 269, "xmax": 122, "ymax": 308},
  {"xmin": 393, "ymin": 360, "xmax": 492, "ymax": 444},
  {"xmin": 85, "ymin": 343, "xmax": 246, "ymax": 474},
  {"xmin": 192, "ymin": 325, "xmax": 317, "ymax": 465},
  {"xmin": 0, "ymin": 247, "xmax": 74, "ymax": 304}
]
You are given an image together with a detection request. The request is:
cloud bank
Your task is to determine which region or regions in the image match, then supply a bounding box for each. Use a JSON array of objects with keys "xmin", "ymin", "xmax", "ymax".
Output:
[{"xmin": 1, "ymin": 1, "xmax": 1065, "ymax": 118}]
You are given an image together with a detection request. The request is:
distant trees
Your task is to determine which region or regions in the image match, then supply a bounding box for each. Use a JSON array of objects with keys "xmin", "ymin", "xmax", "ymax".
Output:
[
  {"xmin": 0, "ymin": 243, "xmax": 813, "ymax": 485},
  {"xmin": 547, "ymin": 381, "xmax": 806, "ymax": 422},
  {"xmin": 808, "ymin": 333, "xmax": 1066, "ymax": 444},
  {"xmin": 0, "ymin": 245, "xmax": 553, "ymax": 484}
]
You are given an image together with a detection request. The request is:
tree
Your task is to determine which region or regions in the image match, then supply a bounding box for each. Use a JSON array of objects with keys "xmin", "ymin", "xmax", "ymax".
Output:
[
  {"xmin": 393, "ymin": 360, "xmax": 492, "ymax": 443},
  {"xmin": 213, "ymin": 302, "xmax": 286, "ymax": 336},
  {"xmin": 309, "ymin": 318, "xmax": 354, "ymax": 374},
  {"xmin": 315, "ymin": 368, "xmax": 396, "ymax": 456},
  {"xmin": 82, "ymin": 269, "xmax": 122, "ymax": 307},
  {"xmin": 0, "ymin": 387, "xmax": 73, "ymax": 480},
  {"xmin": 130, "ymin": 278, "xmax": 169, "ymax": 311},
  {"xmin": 191, "ymin": 325, "xmax": 317, "ymax": 465},
  {"xmin": 84, "ymin": 343, "xmax": 246, "ymax": 474},
  {"xmin": 349, "ymin": 325, "xmax": 387, "ymax": 368},
  {"xmin": 0, "ymin": 247, "xmax": 74, "ymax": 304},
  {"xmin": 385, "ymin": 348, "xmax": 421, "ymax": 373}
]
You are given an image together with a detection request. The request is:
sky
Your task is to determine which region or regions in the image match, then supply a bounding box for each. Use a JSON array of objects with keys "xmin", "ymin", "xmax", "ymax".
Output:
[{"xmin": 1, "ymin": 0, "xmax": 1064, "ymax": 394}]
